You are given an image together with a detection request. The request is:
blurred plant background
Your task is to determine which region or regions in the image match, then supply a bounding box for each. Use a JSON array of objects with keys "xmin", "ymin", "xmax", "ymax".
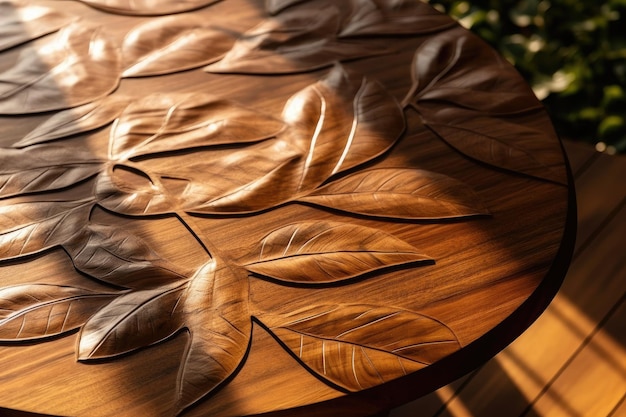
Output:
[{"xmin": 426, "ymin": 0, "xmax": 626, "ymax": 154}]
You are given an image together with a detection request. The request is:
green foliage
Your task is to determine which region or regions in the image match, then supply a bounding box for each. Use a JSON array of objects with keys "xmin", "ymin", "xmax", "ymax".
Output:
[{"xmin": 427, "ymin": 0, "xmax": 626, "ymax": 153}]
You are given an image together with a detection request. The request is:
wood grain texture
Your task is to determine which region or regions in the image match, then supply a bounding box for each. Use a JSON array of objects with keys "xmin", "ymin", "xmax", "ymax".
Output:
[{"xmin": 0, "ymin": 0, "xmax": 573, "ymax": 416}]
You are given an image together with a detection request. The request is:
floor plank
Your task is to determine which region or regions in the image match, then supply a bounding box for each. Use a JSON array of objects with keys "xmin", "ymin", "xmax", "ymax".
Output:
[
  {"xmin": 608, "ymin": 394, "xmax": 626, "ymax": 417},
  {"xmin": 529, "ymin": 297, "xmax": 626, "ymax": 417}
]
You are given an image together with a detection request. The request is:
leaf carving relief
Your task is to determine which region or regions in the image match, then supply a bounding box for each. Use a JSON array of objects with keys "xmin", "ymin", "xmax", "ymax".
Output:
[
  {"xmin": 0, "ymin": 145, "xmax": 104, "ymax": 198},
  {"xmin": 404, "ymin": 29, "xmax": 567, "ymax": 184},
  {"xmin": 210, "ymin": 0, "xmax": 457, "ymax": 74},
  {"xmin": 338, "ymin": 0, "xmax": 457, "ymax": 37},
  {"xmin": 204, "ymin": 5, "xmax": 391, "ymax": 74},
  {"xmin": 75, "ymin": 0, "xmax": 222, "ymax": 16},
  {"xmin": 0, "ymin": 284, "xmax": 117, "ymax": 341},
  {"xmin": 121, "ymin": 15, "xmax": 237, "ymax": 77},
  {"xmin": 13, "ymin": 96, "xmax": 131, "ymax": 148},
  {"xmin": 64, "ymin": 223, "xmax": 188, "ymax": 289},
  {"xmin": 108, "ymin": 93, "xmax": 284, "ymax": 160},
  {"xmin": 0, "ymin": 2, "xmax": 76, "ymax": 52},
  {"xmin": 263, "ymin": 304, "xmax": 460, "ymax": 390},
  {"xmin": 0, "ymin": 22, "xmax": 121, "ymax": 114},
  {"xmin": 0, "ymin": 198, "xmax": 94, "ymax": 259},
  {"xmin": 265, "ymin": 0, "xmax": 307, "ymax": 15},
  {"xmin": 242, "ymin": 221, "xmax": 432, "ymax": 284},
  {"xmin": 0, "ymin": 0, "xmax": 570, "ymax": 415},
  {"xmin": 282, "ymin": 64, "xmax": 405, "ymax": 192},
  {"xmin": 299, "ymin": 168, "xmax": 490, "ymax": 220}
]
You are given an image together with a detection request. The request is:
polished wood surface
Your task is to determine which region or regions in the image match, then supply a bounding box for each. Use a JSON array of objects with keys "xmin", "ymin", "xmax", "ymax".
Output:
[{"xmin": 0, "ymin": 1, "xmax": 573, "ymax": 416}]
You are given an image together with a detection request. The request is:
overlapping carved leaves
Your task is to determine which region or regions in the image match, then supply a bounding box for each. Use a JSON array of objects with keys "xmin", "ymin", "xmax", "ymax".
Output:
[
  {"xmin": 0, "ymin": 61, "xmax": 480, "ymax": 412},
  {"xmin": 121, "ymin": 15, "xmax": 237, "ymax": 77},
  {"xmin": 404, "ymin": 28, "xmax": 567, "ymax": 185},
  {"xmin": 0, "ymin": 22, "xmax": 121, "ymax": 114},
  {"xmin": 0, "ymin": 0, "xmax": 569, "ymax": 413},
  {"xmin": 206, "ymin": 0, "xmax": 456, "ymax": 74}
]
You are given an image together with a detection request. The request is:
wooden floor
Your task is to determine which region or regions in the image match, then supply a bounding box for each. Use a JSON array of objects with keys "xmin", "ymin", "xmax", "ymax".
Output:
[{"xmin": 391, "ymin": 139, "xmax": 626, "ymax": 417}]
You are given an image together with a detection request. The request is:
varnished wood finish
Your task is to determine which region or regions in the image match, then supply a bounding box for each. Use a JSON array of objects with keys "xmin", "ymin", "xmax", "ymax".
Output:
[{"xmin": 0, "ymin": 1, "xmax": 573, "ymax": 416}]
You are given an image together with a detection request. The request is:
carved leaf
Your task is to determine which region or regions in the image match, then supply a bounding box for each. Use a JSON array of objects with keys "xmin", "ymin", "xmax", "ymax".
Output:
[
  {"xmin": 282, "ymin": 65, "xmax": 405, "ymax": 192},
  {"xmin": 0, "ymin": 22, "xmax": 121, "ymax": 114},
  {"xmin": 266, "ymin": 304, "xmax": 460, "ymax": 390},
  {"xmin": 95, "ymin": 166, "xmax": 175, "ymax": 216},
  {"xmin": 179, "ymin": 139, "xmax": 302, "ymax": 214},
  {"xmin": 77, "ymin": 258, "xmax": 250, "ymax": 410},
  {"xmin": 242, "ymin": 221, "xmax": 432, "ymax": 284},
  {"xmin": 265, "ymin": 0, "xmax": 307, "ymax": 15},
  {"xmin": 110, "ymin": 93, "xmax": 284, "ymax": 160},
  {"xmin": 425, "ymin": 114, "xmax": 568, "ymax": 185},
  {"xmin": 64, "ymin": 223, "xmax": 187, "ymax": 289},
  {"xmin": 122, "ymin": 15, "xmax": 236, "ymax": 77},
  {"xmin": 78, "ymin": 284, "xmax": 186, "ymax": 359},
  {"xmin": 300, "ymin": 168, "xmax": 489, "ymax": 219},
  {"xmin": 173, "ymin": 261, "xmax": 251, "ymax": 413},
  {"xmin": 0, "ymin": 2, "xmax": 76, "ymax": 52},
  {"xmin": 14, "ymin": 96, "xmax": 131, "ymax": 148},
  {"xmin": 0, "ymin": 284, "xmax": 117, "ymax": 341},
  {"xmin": 76, "ymin": 0, "xmax": 221, "ymax": 15},
  {"xmin": 405, "ymin": 30, "xmax": 565, "ymax": 184},
  {"xmin": 0, "ymin": 146, "xmax": 103, "ymax": 198},
  {"xmin": 205, "ymin": 6, "xmax": 390, "ymax": 74},
  {"xmin": 97, "ymin": 143, "xmax": 299, "ymax": 216},
  {"xmin": 407, "ymin": 32, "xmax": 543, "ymax": 115},
  {"xmin": 339, "ymin": 0, "xmax": 456, "ymax": 37},
  {"xmin": 0, "ymin": 198, "xmax": 93, "ymax": 260}
]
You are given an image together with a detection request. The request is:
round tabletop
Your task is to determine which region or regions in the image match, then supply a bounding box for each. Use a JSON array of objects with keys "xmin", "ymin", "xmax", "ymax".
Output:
[{"xmin": 0, "ymin": 1, "xmax": 575, "ymax": 416}]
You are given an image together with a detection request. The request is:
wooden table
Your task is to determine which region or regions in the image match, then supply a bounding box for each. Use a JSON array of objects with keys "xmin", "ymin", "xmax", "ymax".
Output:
[{"xmin": 0, "ymin": 1, "xmax": 575, "ymax": 416}]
